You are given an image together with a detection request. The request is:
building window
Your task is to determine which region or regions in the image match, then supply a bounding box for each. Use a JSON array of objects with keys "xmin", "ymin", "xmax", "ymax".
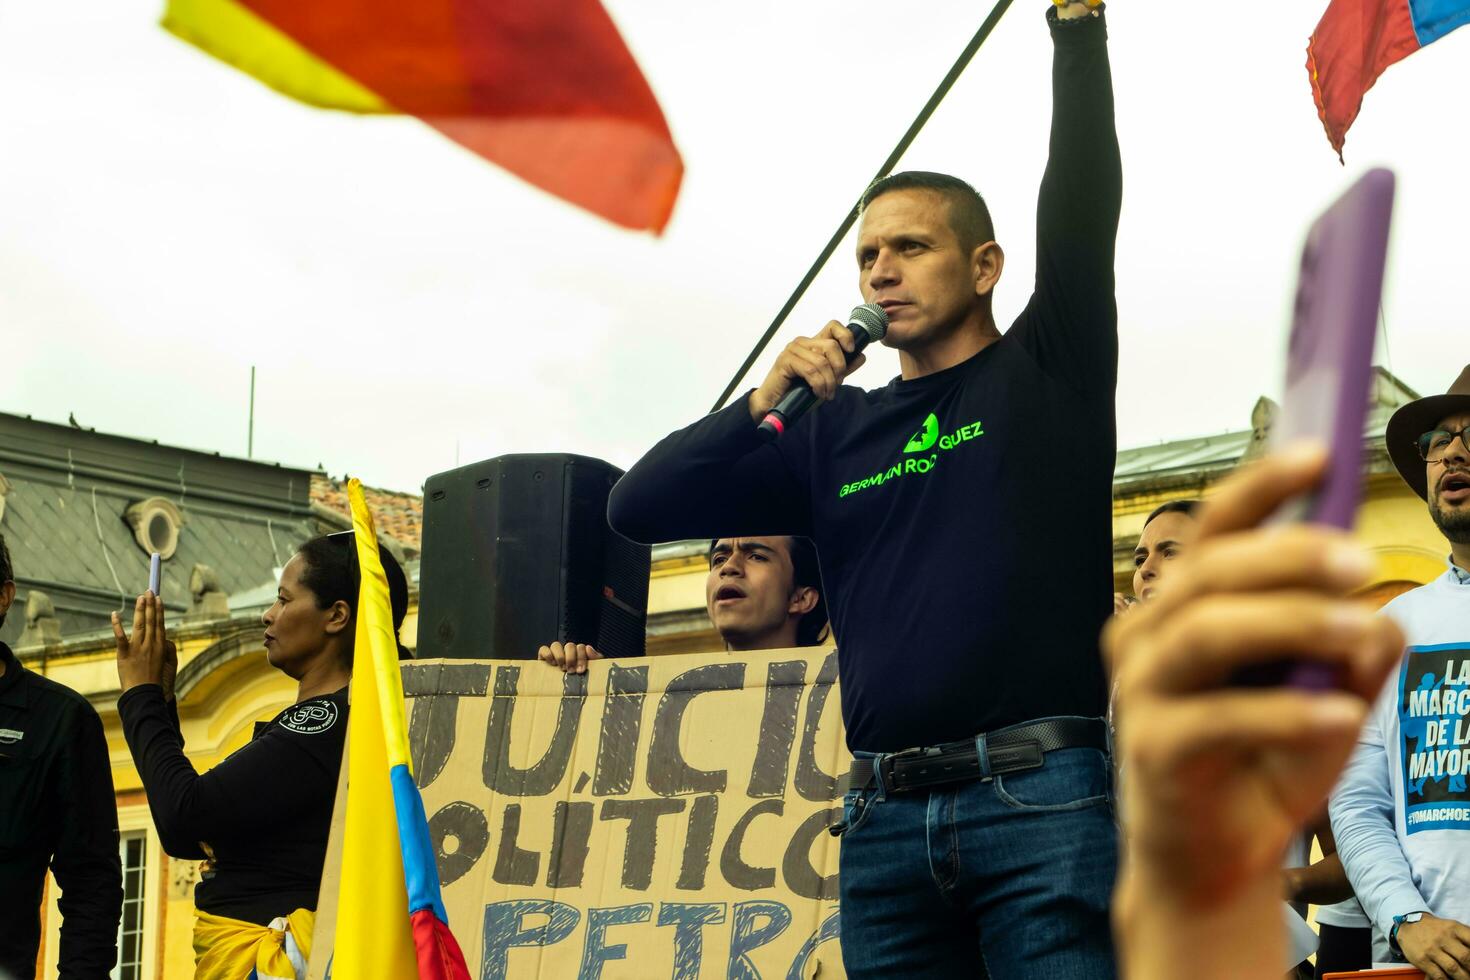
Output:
[
  {"xmin": 123, "ymin": 497, "xmax": 184, "ymax": 559},
  {"xmin": 112, "ymin": 833, "xmax": 146, "ymax": 980}
]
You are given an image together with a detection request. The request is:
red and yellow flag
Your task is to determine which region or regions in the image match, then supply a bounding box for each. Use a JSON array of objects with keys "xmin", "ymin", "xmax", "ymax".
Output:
[{"xmin": 165, "ymin": 0, "xmax": 683, "ymax": 232}]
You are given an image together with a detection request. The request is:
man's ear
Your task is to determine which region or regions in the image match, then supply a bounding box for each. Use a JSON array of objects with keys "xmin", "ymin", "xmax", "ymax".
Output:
[
  {"xmin": 323, "ymin": 599, "xmax": 353, "ymax": 636},
  {"xmin": 972, "ymin": 240, "xmax": 1005, "ymax": 298},
  {"xmin": 0, "ymin": 581, "xmax": 14, "ymax": 620},
  {"xmin": 788, "ymin": 586, "xmax": 819, "ymax": 617}
]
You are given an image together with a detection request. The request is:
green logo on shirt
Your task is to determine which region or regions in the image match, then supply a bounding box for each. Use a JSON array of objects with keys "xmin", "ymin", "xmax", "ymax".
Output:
[
  {"xmin": 838, "ymin": 412, "xmax": 985, "ymax": 499},
  {"xmin": 903, "ymin": 413, "xmax": 939, "ymax": 454}
]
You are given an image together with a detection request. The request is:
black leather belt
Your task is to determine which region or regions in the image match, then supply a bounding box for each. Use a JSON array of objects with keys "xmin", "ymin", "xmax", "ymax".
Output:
[{"xmin": 844, "ymin": 717, "xmax": 1107, "ymax": 794}]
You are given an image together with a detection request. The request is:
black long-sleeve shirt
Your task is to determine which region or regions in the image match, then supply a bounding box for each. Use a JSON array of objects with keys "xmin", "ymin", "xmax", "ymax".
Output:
[
  {"xmin": 610, "ymin": 7, "xmax": 1122, "ymax": 753},
  {"xmin": 117, "ymin": 683, "xmax": 347, "ymax": 925},
  {"xmin": 0, "ymin": 642, "xmax": 122, "ymax": 979}
]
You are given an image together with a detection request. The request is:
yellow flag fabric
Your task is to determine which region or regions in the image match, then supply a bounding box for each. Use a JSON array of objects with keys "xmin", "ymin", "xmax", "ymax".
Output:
[
  {"xmin": 332, "ymin": 479, "xmax": 418, "ymax": 978},
  {"xmin": 162, "ymin": 0, "xmax": 387, "ymax": 113},
  {"xmin": 159, "ymin": 0, "xmax": 683, "ymax": 232},
  {"xmin": 193, "ymin": 908, "xmax": 314, "ymax": 980}
]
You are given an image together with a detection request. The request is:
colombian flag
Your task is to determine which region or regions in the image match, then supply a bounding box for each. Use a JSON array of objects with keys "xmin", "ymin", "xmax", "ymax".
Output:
[
  {"xmin": 334, "ymin": 480, "xmax": 470, "ymax": 979},
  {"xmin": 1308, "ymin": 0, "xmax": 1470, "ymax": 158},
  {"xmin": 163, "ymin": 0, "xmax": 683, "ymax": 232}
]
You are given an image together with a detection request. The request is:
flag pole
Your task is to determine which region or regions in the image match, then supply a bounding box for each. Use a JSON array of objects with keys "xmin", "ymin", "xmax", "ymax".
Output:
[
  {"xmin": 709, "ymin": 0, "xmax": 1016, "ymax": 413},
  {"xmin": 247, "ymin": 365, "xmax": 256, "ymax": 458}
]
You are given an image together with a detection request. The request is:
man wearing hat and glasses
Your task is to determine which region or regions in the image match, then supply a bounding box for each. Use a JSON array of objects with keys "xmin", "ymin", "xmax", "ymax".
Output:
[{"xmin": 1330, "ymin": 366, "xmax": 1470, "ymax": 978}]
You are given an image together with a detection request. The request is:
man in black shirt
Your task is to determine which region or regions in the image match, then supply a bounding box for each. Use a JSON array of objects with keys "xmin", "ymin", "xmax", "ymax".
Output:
[
  {"xmin": 0, "ymin": 535, "xmax": 122, "ymax": 979},
  {"xmin": 608, "ymin": 3, "xmax": 1121, "ymax": 975}
]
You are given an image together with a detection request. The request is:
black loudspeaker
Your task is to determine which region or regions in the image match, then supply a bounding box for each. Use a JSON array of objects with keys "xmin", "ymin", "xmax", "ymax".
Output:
[{"xmin": 416, "ymin": 454, "xmax": 650, "ymax": 660}]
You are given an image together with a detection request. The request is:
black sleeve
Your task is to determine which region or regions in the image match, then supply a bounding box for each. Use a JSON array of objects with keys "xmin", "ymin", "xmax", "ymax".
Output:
[
  {"xmin": 118, "ymin": 686, "xmax": 334, "ymax": 858},
  {"xmin": 1008, "ymin": 6, "xmax": 1122, "ymax": 398},
  {"xmin": 608, "ymin": 392, "xmax": 813, "ymax": 543},
  {"xmin": 50, "ymin": 702, "xmax": 122, "ymax": 978}
]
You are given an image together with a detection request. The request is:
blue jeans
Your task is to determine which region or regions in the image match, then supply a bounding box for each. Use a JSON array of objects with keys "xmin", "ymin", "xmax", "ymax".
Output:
[{"xmin": 837, "ymin": 719, "xmax": 1119, "ymax": 979}]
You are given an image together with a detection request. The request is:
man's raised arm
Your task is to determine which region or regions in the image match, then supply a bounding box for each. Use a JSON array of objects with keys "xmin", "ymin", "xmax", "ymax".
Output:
[{"xmin": 1015, "ymin": 2, "xmax": 1123, "ymax": 396}]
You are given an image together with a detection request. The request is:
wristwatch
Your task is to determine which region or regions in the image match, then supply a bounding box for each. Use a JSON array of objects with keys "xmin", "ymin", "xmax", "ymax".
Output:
[{"xmin": 1390, "ymin": 911, "xmax": 1427, "ymax": 956}]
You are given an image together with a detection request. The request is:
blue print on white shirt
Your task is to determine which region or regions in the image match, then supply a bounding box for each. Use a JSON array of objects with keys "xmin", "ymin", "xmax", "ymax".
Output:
[{"xmin": 1399, "ymin": 643, "xmax": 1470, "ymax": 834}]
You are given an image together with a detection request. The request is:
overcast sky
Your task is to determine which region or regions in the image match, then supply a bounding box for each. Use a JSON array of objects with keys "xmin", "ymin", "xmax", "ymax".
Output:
[{"xmin": 2, "ymin": 1, "xmax": 1467, "ymax": 493}]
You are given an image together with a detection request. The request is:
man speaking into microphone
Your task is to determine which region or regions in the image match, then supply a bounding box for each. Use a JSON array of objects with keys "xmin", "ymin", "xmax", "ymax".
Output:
[{"xmin": 609, "ymin": 2, "xmax": 1121, "ymax": 975}]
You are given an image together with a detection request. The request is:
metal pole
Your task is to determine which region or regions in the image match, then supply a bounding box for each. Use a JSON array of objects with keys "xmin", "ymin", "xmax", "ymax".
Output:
[
  {"xmin": 710, "ymin": 0, "xmax": 1016, "ymax": 413},
  {"xmin": 248, "ymin": 366, "xmax": 256, "ymax": 458}
]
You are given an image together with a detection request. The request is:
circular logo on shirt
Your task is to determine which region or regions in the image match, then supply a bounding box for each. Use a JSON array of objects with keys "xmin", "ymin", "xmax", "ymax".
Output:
[{"xmin": 278, "ymin": 701, "xmax": 339, "ymax": 735}]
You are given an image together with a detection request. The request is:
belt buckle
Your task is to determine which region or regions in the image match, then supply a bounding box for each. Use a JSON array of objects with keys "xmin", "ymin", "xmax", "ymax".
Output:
[{"xmin": 882, "ymin": 745, "xmax": 935, "ymax": 793}]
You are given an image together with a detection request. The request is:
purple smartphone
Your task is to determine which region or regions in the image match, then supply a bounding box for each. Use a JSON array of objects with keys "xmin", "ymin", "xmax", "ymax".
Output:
[{"xmin": 1238, "ymin": 168, "xmax": 1396, "ymax": 689}]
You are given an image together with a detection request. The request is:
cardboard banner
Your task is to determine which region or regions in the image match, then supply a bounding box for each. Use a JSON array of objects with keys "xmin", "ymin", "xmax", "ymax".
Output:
[{"xmin": 320, "ymin": 648, "xmax": 852, "ymax": 979}]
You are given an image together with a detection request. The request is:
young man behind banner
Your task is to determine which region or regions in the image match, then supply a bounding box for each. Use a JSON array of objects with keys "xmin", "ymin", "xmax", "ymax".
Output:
[
  {"xmin": 606, "ymin": 3, "xmax": 1122, "ymax": 974},
  {"xmin": 1330, "ymin": 365, "xmax": 1470, "ymax": 978},
  {"xmin": 539, "ymin": 535, "xmax": 828, "ymax": 671}
]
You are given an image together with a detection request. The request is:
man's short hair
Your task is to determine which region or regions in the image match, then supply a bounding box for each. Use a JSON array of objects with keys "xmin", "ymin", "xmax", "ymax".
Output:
[
  {"xmin": 708, "ymin": 536, "xmax": 830, "ymax": 648},
  {"xmin": 859, "ymin": 171, "xmax": 996, "ymax": 252}
]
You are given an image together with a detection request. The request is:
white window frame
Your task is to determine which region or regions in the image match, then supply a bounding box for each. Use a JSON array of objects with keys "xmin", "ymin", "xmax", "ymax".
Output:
[
  {"xmin": 42, "ymin": 807, "xmax": 161, "ymax": 980},
  {"xmin": 112, "ymin": 830, "xmax": 148, "ymax": 980}
]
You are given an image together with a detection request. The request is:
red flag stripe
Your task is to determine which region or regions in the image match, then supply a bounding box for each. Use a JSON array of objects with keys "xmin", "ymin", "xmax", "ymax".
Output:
[
  {"xmin": 1307, "ymin": 0, "xmax": 1423, "ymax": 158},
  {"xmin": 237, "ymin": 0, "xmax": 682, "ymax": 231}
]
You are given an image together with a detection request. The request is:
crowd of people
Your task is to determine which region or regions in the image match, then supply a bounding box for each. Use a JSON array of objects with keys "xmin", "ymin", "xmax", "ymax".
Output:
[{"xmin": 5, "ymin": 2, "xmax": 1470, "ymax": 979}]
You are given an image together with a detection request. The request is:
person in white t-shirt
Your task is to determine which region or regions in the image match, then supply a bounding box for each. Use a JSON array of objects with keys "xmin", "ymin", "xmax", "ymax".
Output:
[{"xmin": 1330, "ymin": 365, "xmax": 1470, "ymax": 979}]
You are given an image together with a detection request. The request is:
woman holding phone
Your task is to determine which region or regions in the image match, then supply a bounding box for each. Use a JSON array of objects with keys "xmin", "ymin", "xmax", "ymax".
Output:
[{"xmin": 113, "ymin": 532, "xmax": 410, "ymax": 979}]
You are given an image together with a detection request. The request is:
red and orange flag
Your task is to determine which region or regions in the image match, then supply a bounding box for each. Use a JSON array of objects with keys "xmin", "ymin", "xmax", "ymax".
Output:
[{"xmin": 166, "ymin": 0, "xmax": 683, "ymax": 232}]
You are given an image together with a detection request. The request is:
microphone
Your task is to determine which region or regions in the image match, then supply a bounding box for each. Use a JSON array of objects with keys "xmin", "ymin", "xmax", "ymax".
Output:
[{"xmin": 757, "ymin": 304, "xmax": 889, "ymax": 440}]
